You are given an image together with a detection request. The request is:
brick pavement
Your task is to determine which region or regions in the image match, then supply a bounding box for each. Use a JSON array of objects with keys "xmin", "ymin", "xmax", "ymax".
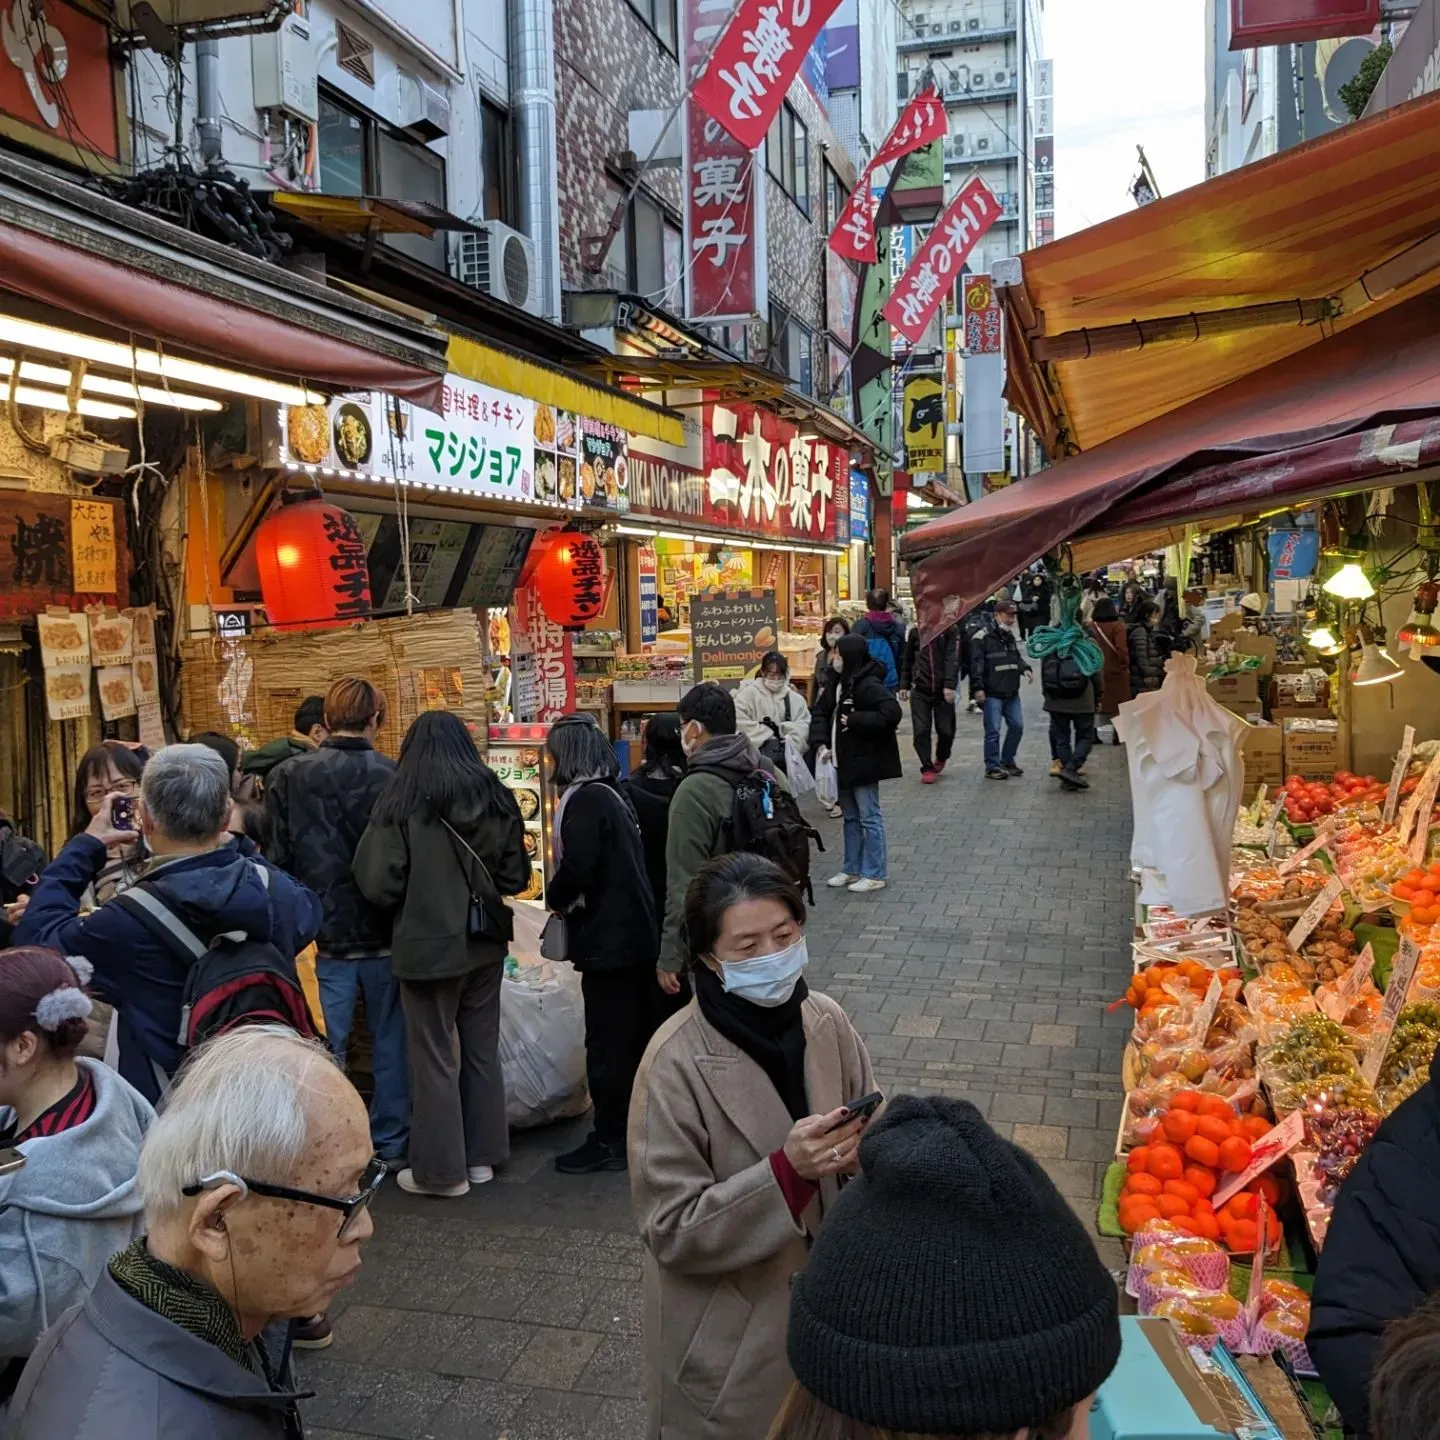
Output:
[{"xmin": 303, "ymin": 702, "xmax": 1134, "ymax": 1439}]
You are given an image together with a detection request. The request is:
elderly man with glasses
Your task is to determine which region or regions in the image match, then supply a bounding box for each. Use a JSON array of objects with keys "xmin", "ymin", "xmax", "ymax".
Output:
[{"xmin": 5, "ymin": 1025, "xmax": 379, "ymax": 1439}]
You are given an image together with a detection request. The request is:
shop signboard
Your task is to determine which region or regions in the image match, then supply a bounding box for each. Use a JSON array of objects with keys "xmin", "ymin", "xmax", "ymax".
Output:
[
  {"xmin": 578, "ymin": 418, "xmax": 629, "ymax": 511},
  {"xmin": 269, "ymin": 392, "xmax": 391, "ymax": 476},
  {"xmin": 903, "ymin": 375, "xmax": 944, "ymax": 475},
  {"xmin": 690, "ymin": 588, "xmax": 779, "ymax": 688},
  {"xmin": 511, "ymin": 585, "xmax": 575, "ymax": 723},
  {"xmin": 356, "ymin": 512, "xmax": 537, "ymax": 613},
  {"xmin": 963, "ymin": 274, "xmax": 1002, "ymax": 356},
  {"xmin": 1266, "ymin": 529, "xmax": 1319, "ymax": 580},
  {"xmin": 405, "ymin": 377, "xmax": 536, "ymax": 502},
  {"xmin": 638, "ymin": 544, "xmax": 659, "ymax": 645},
  {"xmin": 850, "ymin": 468, "xmax": 869, "ymax": 541},
  {"xmin": 1229, "ymin": 0, "xmax": 1379, "ymax": 49},
  {"xmin": 0, "ymin": 494, "xmax": 126, "ymax": 620}
]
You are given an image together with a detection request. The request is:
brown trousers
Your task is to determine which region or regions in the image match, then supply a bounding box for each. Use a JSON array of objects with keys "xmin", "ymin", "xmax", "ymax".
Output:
[{"xmin": 399, "ymin": 965, "xmax": 509, "ymax": 1187}]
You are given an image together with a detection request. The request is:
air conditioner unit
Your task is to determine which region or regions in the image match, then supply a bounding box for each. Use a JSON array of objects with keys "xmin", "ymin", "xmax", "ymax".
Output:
[
  {"xmin": 975, "ymin": 135, "xmax": 990, "ymax": 151},
  {"xmin": 947, "ymin": 75, "xmax": 962, "ymax": 93},
  {"xmin": 395, "ymin": 71, "xmax": 451, "ymax": 140},
  {"xmin": 994, "ymin": 70, "xmax": 1009, "ymax": 85},
  {"xmin": 948, "ymin": 20, "xmax": 962, "ymax": 32},
  {"xmin": 967, "ymin": 15, "xmax": 981, "ymax": 27},
  {"xmin": 454, "ymin": 222, "xmax": 540, "ymax": 316},
  {"xmin": 972, "ymin": 72, "xmax": 987, "ymax": 87},
  {"xmin": 952, "ymin": 134, "xmax": 966, "ymax": 153}
]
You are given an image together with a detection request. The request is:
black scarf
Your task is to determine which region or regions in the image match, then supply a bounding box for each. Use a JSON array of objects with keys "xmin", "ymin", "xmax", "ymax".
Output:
[{"xmin": 693, "ymin": 963, "xmax": 810, "ymax": 1120}]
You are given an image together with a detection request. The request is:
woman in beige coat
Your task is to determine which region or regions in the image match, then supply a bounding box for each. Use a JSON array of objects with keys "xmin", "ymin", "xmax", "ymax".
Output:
[{"xmin": 628, "ymin": 853, "xmax": 876, "ymax": 1440}]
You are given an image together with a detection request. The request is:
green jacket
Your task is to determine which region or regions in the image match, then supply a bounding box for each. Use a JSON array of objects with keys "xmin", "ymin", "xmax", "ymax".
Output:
[
  {"xmin": 353, "ymin": 795, "xmax": 529, "ymax": 983},
  {"xmin": 238, "ymin": 734, "xmax": 312, "ymax": 778}
]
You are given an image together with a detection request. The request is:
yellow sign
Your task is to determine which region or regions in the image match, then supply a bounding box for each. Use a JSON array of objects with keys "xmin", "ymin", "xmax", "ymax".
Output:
[
  {"xmin": 903, "ymin": 376, "xmax": 944, "ymax": 475},
  {"xmin": 70, "ymin": 500, "xmax": 117, "ymax": 595}
]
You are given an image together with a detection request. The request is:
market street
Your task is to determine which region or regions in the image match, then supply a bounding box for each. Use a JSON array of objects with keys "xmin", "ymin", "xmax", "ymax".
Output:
[{"xmin": 298, "ymin": 708, "xmax": 1136, "ymax": 1440}]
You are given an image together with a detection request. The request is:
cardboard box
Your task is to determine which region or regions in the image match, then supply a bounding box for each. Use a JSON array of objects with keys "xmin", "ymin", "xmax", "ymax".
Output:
[
  {"xmin": 1284, "ymin": 718, "xmax": 1346, "ymax": 777},
  {"xmin": 1206, "ymin": 671, "xmax": 1259, "ymax": 706},
  {"xmin": 1234, "ymin": 631, "xmax": 1277, "ymax": 675},
  {"xmin": 1240, "ymin": 721, "xmax": 1283, "ymax": 763},
  {"xmin": 1221, "ymin": 698, "xmax": 1266, "ymax": 721}
]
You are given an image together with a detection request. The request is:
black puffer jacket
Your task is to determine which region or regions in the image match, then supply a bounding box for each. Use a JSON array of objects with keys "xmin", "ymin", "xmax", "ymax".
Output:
[
  {"xmin": 808, "ymin": 635, "xmax": 903, "ymax": 788},
  {"xmin": 967, "ymin": 619, "xmax": 1031, "ymax": 700},
  {"xmin": 1127, "ymin": 622, "xmax": 1165, "ymax": 694},
  {"xmin": 622, "ymin": 765, "xmax": 684, "ymax": 934},
  {"xmin": 267, "ymin": 736, "xmax": 395, "ymax": 956},
  {"xmin": 900, "ymin": 624, "xmax": 962, "ymax": 696},
  {"xmin": 1308, "ymin": 1054, "xmax": 1440, "ymax": 1438}
]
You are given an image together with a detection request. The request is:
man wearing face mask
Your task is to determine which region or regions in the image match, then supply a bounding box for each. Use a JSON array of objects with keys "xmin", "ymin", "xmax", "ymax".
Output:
[
  {"xmin": 735, "ymin": 652, "xmax": 811, "ymax": 777},
  {"xmin": 969, "ymin": 596, "xmax": 1033, "ymax": 781},
  {"xmin": 629, "ymin": 852, "xmax": 876, "ymax": 1440}
]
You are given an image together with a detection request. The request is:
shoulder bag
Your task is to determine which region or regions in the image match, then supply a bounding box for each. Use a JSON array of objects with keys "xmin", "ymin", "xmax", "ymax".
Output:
[{"xmin": 439, "ymin": 816, "xmax": 514, "ymax": 944}]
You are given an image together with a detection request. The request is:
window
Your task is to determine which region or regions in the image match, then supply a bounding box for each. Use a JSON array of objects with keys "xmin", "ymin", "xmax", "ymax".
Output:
[
  {"xmin": 896, "ymin": 70, "xmax": 909, "ymax": 100},
  {"xmin": 768, "ymin": 302, "xmax": 814, "ymax": 396},
  {"xmin": 824, "ymin": 163, "xmax": 848, "ymax": 229},
  {"xmin": 625, "ymin": 0, "xmax": 676, "ymax": 51},
  {"xmin": 765, "ymin": 104, "xmax": 809, "ymax": 216},
  {"xmin": 603, "ymin": 182, "xmax": 684, "ymax": 311},
  {"xmin": 480, "ymin": 100, "xmax": 518, "ymax": 226},
  {"xmin": 316, "ymin": 86, "xmax": 448, "ymax": 270}
]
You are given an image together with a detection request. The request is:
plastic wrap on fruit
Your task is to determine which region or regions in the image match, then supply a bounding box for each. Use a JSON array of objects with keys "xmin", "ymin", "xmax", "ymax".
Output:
[
  {"xmin": 1305, "ymin": 1106, "xmax": 1381, "ymax": 1199},
  {"xmin": 1152, "ymin": 1294, "xmax": 1247, "ymax": 1352},
  {"xmin": 1380, "ymin": 1067, "xmax": 1430, "ymax": 1114}
]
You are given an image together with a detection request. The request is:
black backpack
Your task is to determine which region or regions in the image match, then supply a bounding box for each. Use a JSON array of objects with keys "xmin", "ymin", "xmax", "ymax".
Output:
[
  {"xmin": 692, "ymin": 766, "xmax": 823, "ymax": 902},
  {"xmin": 1041, "ymin": 651, "xmax": 1089, "ymax": 701},
  {"xmin": 0, "ymin": 823, "xmax": 45, "ymax": 906},
  {"xmin": 115, "ymin": 861, "xmax": 321, "ymax": 1057}
]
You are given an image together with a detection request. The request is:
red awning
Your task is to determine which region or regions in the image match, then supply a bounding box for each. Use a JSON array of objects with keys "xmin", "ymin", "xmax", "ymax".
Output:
[
  {"xmin": 0, "ymin": 221, "xmax": 446, "ymax": 409},
  {"xmin": 900, "ymin": 286, "xmax": 1440, "ymax": 640}
]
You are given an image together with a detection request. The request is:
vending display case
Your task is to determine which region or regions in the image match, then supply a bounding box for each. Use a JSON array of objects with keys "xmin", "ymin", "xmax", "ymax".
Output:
[{"xmin": 486, "ymin": 722, "xmax": 556, "ymax": 904}]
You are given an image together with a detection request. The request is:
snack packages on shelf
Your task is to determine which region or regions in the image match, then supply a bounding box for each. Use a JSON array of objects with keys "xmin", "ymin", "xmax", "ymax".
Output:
[
  {"xmin": 1230, "ymin": 864, "xmax": 1329, "ymax": 909},
  {"xmin": 1233, "ymin": 908, "xmax": 1356, "ymax": 985}
]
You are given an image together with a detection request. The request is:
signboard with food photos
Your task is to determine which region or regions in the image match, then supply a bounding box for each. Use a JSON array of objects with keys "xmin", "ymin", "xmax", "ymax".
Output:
[{"xmin": 690, "ymin": 588, "xmax": 779, "ymax": 688}]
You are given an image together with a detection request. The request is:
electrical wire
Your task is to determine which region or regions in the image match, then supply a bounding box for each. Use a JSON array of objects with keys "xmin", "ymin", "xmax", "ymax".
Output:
[{"xmin": 1025, "ymin": 572, "xmax": 1103, "ymax": 673}]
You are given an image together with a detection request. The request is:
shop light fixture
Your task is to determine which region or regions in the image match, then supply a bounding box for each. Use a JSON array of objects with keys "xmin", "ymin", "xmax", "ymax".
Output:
[
  {"xmin": 614, "ymin": 524, "xmax": 662, "ymax": 539},
  {"xmin": 1303, "ymin": 624, "xmax": 1342, "ymax": 654},
  {"xmin": 1353, "ymin": 639, "xmax": 1404, "ymax": 686},
  {"xmin": 7, "ymin": 383, "xmax": 135, "ymax": 420},
  {"xmin": 1322, "ymin": 562, "xmax": 1375, "ymax": 601},
  {"xmin": 0, "ymin": 314, "xmax": 320, "ymax": 408},
  {"xmin": 0, "ymin": 358, "xmax": 223, "ymax": 412}
]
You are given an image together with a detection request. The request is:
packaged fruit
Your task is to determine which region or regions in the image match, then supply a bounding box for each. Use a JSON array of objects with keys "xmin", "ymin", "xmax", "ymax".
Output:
[
  {"xmin": 1152, "ymin": 1294, "xmax": 1247, "ymax": 1352},
  {"xmin": 1128, "ymin": 1235, "xmax": 1229, "ymax": 1294}
]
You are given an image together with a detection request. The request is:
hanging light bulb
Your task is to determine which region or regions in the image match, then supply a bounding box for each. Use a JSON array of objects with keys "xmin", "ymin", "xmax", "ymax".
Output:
[
  {"xmin": 1305, "ymin": 624, "xmax": 1341, "ymax": 654},
  {"xmin": 1322, "ymin": 563, "xmax": 1376, "ymax": 601},
  {"xmin": 1397, "ymin": 579, "xmax": 1440, "ymax": 658},
  {"xmin": 1353, "ymin": 640, "xmax": 1404, "ymax": 686}
]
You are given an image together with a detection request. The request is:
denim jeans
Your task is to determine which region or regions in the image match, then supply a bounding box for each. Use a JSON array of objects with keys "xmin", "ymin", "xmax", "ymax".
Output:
[
  {"xmin": 1049, "ymin": 712, "xmax": 1097, "ymax": 771},
  {"xmin": 317, "ymin": 956, "xmax": 410, "ymax": 1160},
  {"xmin": 982, "ymin": 695, "xmax": 1024, "ymax": 770},
  {"xmin": 839, "ymin": 782, "xmax": 887, "ymax": 879}
]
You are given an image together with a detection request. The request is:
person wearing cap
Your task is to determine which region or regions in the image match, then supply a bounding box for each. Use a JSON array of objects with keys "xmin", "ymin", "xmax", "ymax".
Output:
[
  {"xmin": 629, "ymin": 852, "xmax": 875, "ymax": 1440},
  {"xmin": 969, "ymin": 596, "xmax": 1033, "ymax": 780},
  {"xmin": 770, "ymin": 1095, "xmax": 1121, "ymax": 1440}
]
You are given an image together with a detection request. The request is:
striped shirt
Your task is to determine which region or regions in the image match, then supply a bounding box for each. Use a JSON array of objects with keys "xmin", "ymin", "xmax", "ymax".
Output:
[{"xmin": 0, "ymin": 1067, "xmax": 97, "ymax": 1144}]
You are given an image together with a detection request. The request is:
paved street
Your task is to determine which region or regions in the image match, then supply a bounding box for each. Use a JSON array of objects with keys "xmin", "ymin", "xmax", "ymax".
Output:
[{"xmin": 302, "ymin": 702, "xmax": 1136, "ymax": 1439}]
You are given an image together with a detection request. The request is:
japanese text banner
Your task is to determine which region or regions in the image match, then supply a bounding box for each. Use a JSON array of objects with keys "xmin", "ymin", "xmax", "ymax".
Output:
[
  {"xmin": 692, "ymin": 0, "xmax": 844, "ymax": 150},
  {"xmin": 828, "ymin": 86, "xmax": 947, "ymax": 264},
  {"xmin": 883, "ymin": 176, "xmax": 1001, "ymax": 345}
]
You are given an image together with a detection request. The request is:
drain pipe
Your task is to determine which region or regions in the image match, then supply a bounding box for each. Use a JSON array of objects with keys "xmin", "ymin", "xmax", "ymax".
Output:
[
  {"xmin": 196, "ymin": 40, "xmax": 223, "ymax": 166},
  {"xmin": 509, "ymin": 0, "xmax": 561, "ymax": 321}
]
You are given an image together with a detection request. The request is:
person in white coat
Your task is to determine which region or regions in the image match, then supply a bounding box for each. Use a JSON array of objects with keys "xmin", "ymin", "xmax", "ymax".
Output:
[{"xmin": 735, "ymin": 653, "xmax": 810, "ymax": 780}]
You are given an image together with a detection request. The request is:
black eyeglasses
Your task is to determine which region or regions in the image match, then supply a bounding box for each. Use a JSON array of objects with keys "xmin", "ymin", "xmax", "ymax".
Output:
[{"xmin": 183, "ymin": 1156, "xmax": 387, "ymax": 1239}]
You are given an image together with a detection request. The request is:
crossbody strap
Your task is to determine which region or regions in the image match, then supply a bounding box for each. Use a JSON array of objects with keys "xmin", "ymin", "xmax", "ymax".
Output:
[
  {"xmin": 438, "ymin": 816, "xmax": 501, "ymax": 910},
  {"xmin": 113, "ymin": 859, "xmax": 268, "ymax": 959}
]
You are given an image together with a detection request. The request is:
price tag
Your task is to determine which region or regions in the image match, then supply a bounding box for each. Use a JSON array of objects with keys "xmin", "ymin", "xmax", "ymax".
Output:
[
  {"xmin": 1318, "ymin": 944, "xmax": 1375, "ymax": 1023},
  {"xmin": 1286, "ymin": 875, "xmax": 1345, "ymax": 950},
  {"xmin": 1214, "ymin": 1111, "xmax": 1305, "ymax": 1208},
  {"xmin": 1409, "ymin": 761, "xmax": 1440, "ymax": 865},
  {"xmin": 1360, "ymin": 934, "xmax": 1422, "ymax": 1086},
  {"xmin": 1245, "ymin": 1198, "xmax": 1270, "ymax": 1320},
  {"xmin": 1278, "ymin": 822, "xmax": 1336, "ymax": 876},
  {"xmin": 1264, "ymin": 798, "xmax": 1286, "ymax": 859},
  {"xmin": 1192, "ymin": 974, "xmax": 1223, "ymax": 1043},
  {"xmin": 1384, "ymin": 725, "xmax": 1416, "ymax": 827},
  {"xmin": 1398, "ymin": 749, "xmax": 1440, "ymax": 846}
]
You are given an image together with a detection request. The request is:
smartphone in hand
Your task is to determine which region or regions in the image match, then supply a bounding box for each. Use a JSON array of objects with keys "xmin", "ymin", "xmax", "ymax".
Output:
[
  {"xmin": 834, "ymin": 1091, "xmax": 884, "ymax": 1127},
  {"xmin": 110, "ymin": 796, "xmax": 135, "ymax": 831}
]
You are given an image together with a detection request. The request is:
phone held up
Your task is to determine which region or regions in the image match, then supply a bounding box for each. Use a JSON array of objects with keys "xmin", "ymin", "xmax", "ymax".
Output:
[
  {"xmin": 110, "ymin": 795, "xmax": 135, "ymax": 831},
  {"xmin": 0, "ymin": 1148, "xmax": 26, "ymax": 1177}
]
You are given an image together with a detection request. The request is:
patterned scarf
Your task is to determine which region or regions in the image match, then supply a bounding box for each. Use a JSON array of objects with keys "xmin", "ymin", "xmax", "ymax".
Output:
[{"xmin": 108, "ymin": 1237, "xmax": 258, "ymax": 1375}]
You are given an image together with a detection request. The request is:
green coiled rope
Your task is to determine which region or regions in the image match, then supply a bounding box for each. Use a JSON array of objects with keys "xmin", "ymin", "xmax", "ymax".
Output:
[{"xmin": 1025, "ymin": 573, "xmax": 1103, "ymax": 676}]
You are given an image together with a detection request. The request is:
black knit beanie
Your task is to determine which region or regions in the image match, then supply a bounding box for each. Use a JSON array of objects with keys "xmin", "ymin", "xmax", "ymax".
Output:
[{"xmin": 787, "ymin": 1095, "xmax": 1120, "ymax": 1435}]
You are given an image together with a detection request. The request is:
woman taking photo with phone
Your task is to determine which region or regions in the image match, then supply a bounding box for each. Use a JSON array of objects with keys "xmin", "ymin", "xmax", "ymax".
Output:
[
  {"xmin": 354, "ymin": 710, "xmax": 529, "ymax": 1198},
  {"xmin": 628, "ymin": 852, "xmax": 875, "ymax": 1440}
]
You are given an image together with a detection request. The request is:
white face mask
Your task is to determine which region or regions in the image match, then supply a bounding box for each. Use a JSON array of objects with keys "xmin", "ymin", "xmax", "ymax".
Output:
[
  {"xmin": 716, "ymin": 935, "xmax": 808, "ymax": 1007},
  {"xmin": 826, "ymin": 630, "xmax": 844, "ymax": 646},
  {"xmin": 681, "ymin": 720, "xmax": 704, "ymax": 757},
  {"xmin": 830, "ymin": 652, "xmax": 844, "ymax": 673},
  {"xmin": 763, "ymin": 675, "xmax": 788, "ymax": 694}
]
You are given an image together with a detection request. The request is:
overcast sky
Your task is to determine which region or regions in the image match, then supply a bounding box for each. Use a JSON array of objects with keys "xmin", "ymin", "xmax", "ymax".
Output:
[{"xmin": 1045, "ymin": 0, "xmax": 1208, "ymax": 238}]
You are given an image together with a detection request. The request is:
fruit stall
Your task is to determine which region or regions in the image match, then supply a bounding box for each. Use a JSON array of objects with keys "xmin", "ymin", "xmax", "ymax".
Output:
[{"xmin": 1098, "ymin": 726, "xmax": 1440, "ymax": 1434}]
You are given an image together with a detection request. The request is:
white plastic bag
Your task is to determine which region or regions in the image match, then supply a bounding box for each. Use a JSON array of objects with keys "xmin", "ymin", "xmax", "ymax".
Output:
[
  {"xmin": 499, "ymin": 959, "xmax": 590, "ymax": 1128},
  {"xmin": 1096, "ymin": 722, "xmax": 1117, "ymax": 745},
  {"xmin": 786, "ymin": 736, "xmax": 817, "ymax": 797},
  {"xmin": 813, "ymin": 749, "xmax": 839, "ymax": 808}
]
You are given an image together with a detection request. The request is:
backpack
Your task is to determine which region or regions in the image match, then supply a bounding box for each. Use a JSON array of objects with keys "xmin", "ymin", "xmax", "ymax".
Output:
[
  {"xmin": 0, "ymin": 824, "xmax": 45, "ymax": 906},
  {"xmin": 691, "ymin": 766, "xmax": 823, "ymax": 902},
  {"xmin": 1041, "ymin": 651, "xmax": 1089, "ymax": 701},
  {"xmin": 863, "ymin": 634, "xmax": 899, "ymax": 690},
  {"xmin": 114, "ymin": 861, "xmax": 321, "ymax": 1057}
]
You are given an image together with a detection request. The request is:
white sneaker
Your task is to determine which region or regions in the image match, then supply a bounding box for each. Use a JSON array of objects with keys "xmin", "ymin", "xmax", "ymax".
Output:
[
  {"xmin": 467, "ymin": 1165, "xmax": 495, "ymax": 1185},
  {"xmin": 848, "ymin": 877, "xmax": 887, "ymax": 893},
  {"xmin": 396, "ymin": 1168, "xmax": 469, "ymax": 1198},
  {"xmin": 826, "ymin": 872, "xmax": 857, "ymax": 888}
]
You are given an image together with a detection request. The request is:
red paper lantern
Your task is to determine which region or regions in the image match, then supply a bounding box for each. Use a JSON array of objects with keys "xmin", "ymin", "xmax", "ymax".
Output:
[
  {"xmin": 530, "ymin": 529, "xmax": 607, "ymax": 628},
  {"xmin": 255, "ymin": 499, "xmax": 372, "ymax": 631}
]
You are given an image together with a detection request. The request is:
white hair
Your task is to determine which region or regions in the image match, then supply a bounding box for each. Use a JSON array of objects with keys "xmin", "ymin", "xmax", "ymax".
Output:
[
  {"xmin": 138, "ymin": 1025, "xmax": 341, "ymax": 1223},
  {"xmin": 141, "ymin": 743, "xmax": 232, "ymax": 842}
]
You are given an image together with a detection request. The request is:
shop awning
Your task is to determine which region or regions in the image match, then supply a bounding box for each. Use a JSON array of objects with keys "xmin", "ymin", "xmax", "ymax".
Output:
[
  {"xmin": 0, "ymin": 156, "xmax": 448, "ymax": 408},
  {"xmin": 900, "ymin": 286, "xmax": 1440, "ymax": 640},
  {"xmin": 1004, "ymin": 92, "xmax": 1440, "ymax": 454},
  {"xmin": 447, "ymin": 334, "xmax": 684, "ymax": 447}
]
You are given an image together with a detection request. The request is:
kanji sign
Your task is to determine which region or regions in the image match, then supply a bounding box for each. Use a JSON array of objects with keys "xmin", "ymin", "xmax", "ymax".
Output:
[
  {"xmin": 963, "ymin": 274, "xmax": 1002, "ymax": 355},
  {"xmin": 1229, "ymin": 0, "xmax": 1379, "ymax": 50},
  {"xmin": 884, "ymin": 177, "xmax": 1001, "ymax": 345},
  {"xmin": 691, "ymin": 0, "xmax": 844, "ymax": 150},
  {"xmin": 0, "ymin": 494, "xmax": 126, "ymax": 620},
  {"xmin": 408, "ymin": 375, "xmax": 536, "ymax": 501},
  {"xmin": 828, "ymin": 86, "xmax": 947, "ymax": 264},
  {"xmin": 691, "ymin": 588, "xmax": 779, "ymax": 687},
  {"xmin": 70, "ymin": 500, "xmax": 116, "ymax": 594},
  {"xmin": 903, "ymin": 376, "xmax": 944, "ymax": 474},
  {"xmin": 684, "ymin": 0, "xmax": 766, "ymax": 322},
  {"xmin": 510, "ymin": 585, "xmax": 575, "ymax": 723}
]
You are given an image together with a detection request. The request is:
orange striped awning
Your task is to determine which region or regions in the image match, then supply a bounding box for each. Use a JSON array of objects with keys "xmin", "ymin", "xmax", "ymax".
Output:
[{"xmin": 1007, "ymin": 91, "xmax": 1440, "ymax": 453}]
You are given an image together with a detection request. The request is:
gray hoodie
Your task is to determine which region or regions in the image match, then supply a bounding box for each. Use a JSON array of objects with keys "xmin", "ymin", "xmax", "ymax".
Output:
[{"xmin": 0, "ymin": 1059, "xmax": 153, "ymax": 1358}]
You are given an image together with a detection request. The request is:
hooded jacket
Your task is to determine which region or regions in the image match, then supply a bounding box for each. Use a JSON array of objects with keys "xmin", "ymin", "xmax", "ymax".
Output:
[
  {"xmin": 733, "ymin": 677, "xmax": 810, "ymax": 757},
  {"xmin": 0, "ymin": 1060, "xmax": 152, "ymax": 1359},
  {"xmin": 5, "ymin": 1266, "xmax": 305, "ymax": 1439},
  {"xmin": 238, "ymin": 734, "xmax": 314, "ymax": 781},
  {"xmin": 15, "ymin": 837, "xmax": 321, "ymax": 1103},
  {"xmin": 808, "ymin": 635, "xmax": 903, "ymax": 788},
  {"xmin": 1307, "ymin": 1053, "xmax": 1440, "ymax": 1438},
  {"xmin": 659, "ymin": 734, "xmax": 766, "ymax": 975},
  {"xmin": 851, "ymin": 611, "xmax": 906, "ymax": 683}
]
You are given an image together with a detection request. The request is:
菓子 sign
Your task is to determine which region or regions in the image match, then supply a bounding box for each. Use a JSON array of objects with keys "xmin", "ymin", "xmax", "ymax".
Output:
[
  {"xmin": 691, "ymin": 0, "xmax": 845, "ymax": 150},
  {"xmin": 884, "ymin": 177, "xmax": 1001, "ymax": 345},
  {"xmin": 684, "ymin": 0, "xmax": 766, "ymax": 322},
  {"xmin": 404, "ymin": 376, "xmax": 537, "ymax": 501}
]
